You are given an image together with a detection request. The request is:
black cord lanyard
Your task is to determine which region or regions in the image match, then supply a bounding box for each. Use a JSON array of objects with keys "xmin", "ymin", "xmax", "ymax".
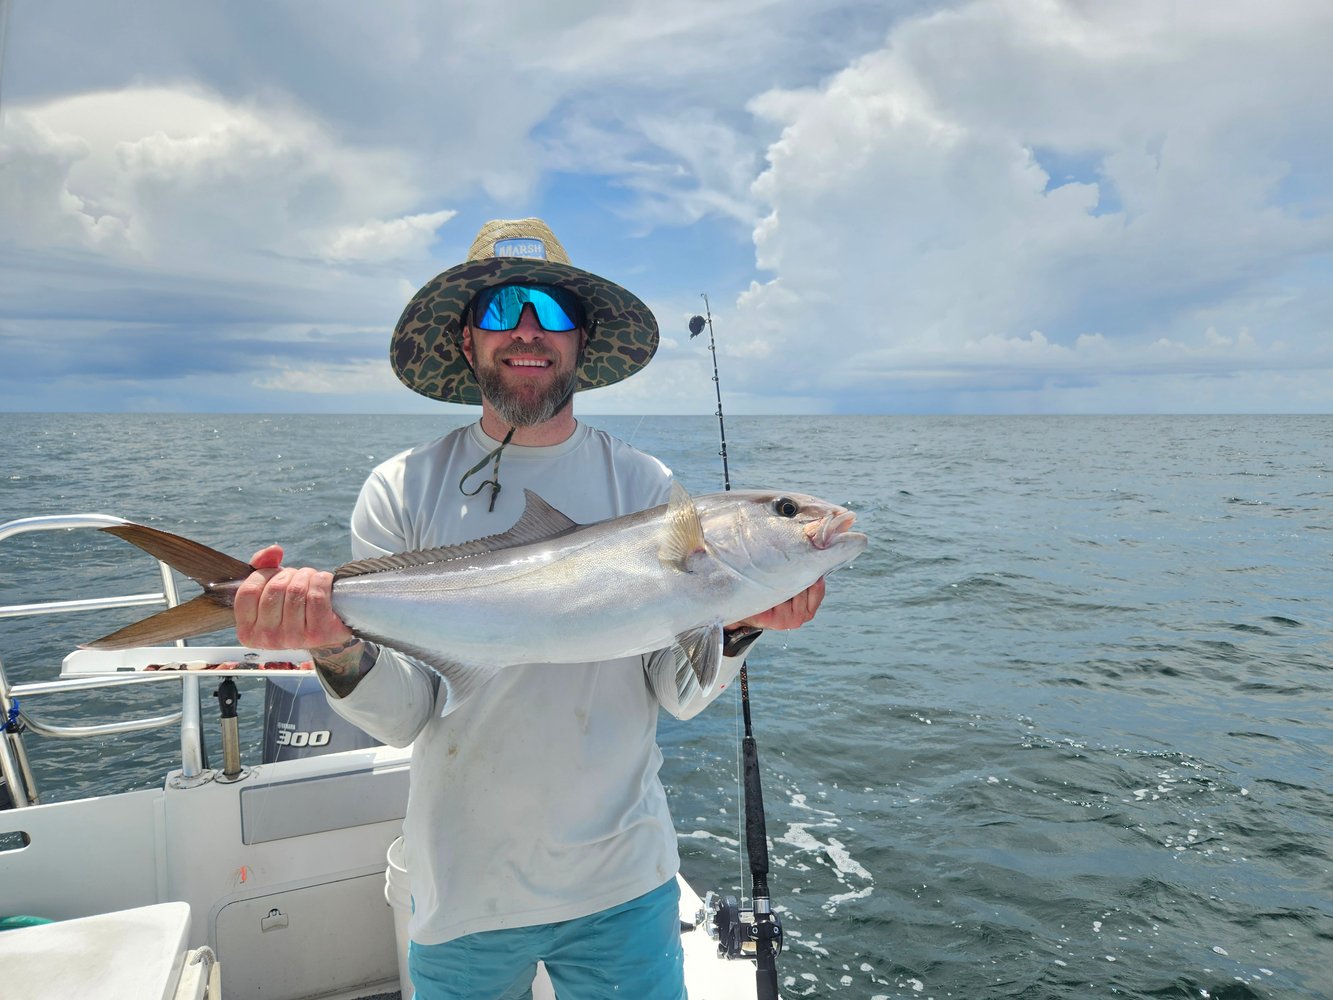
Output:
[{"xmin": 458, "ymin": 426, "xmax": 516, "ymax": 512}]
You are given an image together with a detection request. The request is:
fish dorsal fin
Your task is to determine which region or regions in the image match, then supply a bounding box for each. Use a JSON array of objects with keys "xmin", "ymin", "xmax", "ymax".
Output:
[
  {"xmin": 334, "ymin": 490, "xmax": 581, "ymax": 580},
  {"xmin": 658, "ymin": 480, "xmax": 707, "ymax": 572}
]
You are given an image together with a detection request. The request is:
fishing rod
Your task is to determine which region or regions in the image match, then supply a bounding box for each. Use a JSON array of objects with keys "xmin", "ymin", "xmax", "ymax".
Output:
[
  {"xmin": 689, "ymin": 294, "xmax": 783, "ymax": 1000},
  {"xmin": 690, "ymin": 294, "xmax": 733, "ymax": 490}
]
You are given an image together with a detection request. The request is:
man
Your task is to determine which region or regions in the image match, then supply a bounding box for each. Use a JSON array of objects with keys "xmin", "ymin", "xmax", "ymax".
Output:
[{"xmin": 233, "ymin": 218, "xmax": 825, "ymax": 999}]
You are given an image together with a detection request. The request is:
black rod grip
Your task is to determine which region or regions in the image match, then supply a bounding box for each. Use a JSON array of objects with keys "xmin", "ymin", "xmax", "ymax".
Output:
[{"xmin": 743, "ymin": 735, "xmax": 770, "ymax": 881}]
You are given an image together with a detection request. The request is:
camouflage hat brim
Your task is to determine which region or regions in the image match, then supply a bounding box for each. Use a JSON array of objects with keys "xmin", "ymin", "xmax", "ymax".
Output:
[{"xmin": 391, "ymin": 256, "xmax": 659, "ymax": 405}]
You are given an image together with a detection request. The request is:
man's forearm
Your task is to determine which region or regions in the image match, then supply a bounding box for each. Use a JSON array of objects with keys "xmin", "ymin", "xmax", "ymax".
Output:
[{"xmin": 312, "ymin": 638, "xmax": 378, "ymax": 698}]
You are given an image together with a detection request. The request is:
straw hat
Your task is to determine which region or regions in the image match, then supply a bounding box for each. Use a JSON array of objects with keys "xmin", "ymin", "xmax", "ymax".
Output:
[{"xmin": 390, "ymin": 218, "xmax": 660, "ymax": 404}]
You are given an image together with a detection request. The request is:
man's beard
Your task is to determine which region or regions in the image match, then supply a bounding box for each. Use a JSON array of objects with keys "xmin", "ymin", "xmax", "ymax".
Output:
[{"xmin": 474, "ymin": 354, "xmax": 580, "ymax": 427}]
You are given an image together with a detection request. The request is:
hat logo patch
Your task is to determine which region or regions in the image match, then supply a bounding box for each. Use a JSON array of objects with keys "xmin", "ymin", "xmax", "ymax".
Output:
[{"xmin": 493, "ymin": 238, "xmax": 547, "ymax": 260}]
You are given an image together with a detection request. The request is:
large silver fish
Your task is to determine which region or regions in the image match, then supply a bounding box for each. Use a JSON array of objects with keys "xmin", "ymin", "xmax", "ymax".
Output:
[{"xmin": 86, "ymin": 483, "xmax": 867, "ymax": 698}]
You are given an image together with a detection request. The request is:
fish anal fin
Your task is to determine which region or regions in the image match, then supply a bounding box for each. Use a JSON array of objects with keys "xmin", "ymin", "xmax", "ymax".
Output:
[
  {"xmin": 671, "ymin": 622, "xmax": 722, "ymax": 696},
  {"xmin": 355, "ymin": 630, "xmax": 502, "ymax": 717},
  {"xmin": 336, "ymin": 490, "xmax": 581, "ymax": 580},
  {"xmin": 82, "ymin": 593, "xmax": 235, "ymax": 650},
  {"xmin": 658, "ymin": 481, "xmax": 706, "ymax": 572}
]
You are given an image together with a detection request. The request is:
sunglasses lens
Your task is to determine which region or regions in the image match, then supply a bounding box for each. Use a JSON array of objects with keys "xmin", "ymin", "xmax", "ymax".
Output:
[{"xmin": 473, "ymin": 285, "xmax": 583, "ymax": 332}]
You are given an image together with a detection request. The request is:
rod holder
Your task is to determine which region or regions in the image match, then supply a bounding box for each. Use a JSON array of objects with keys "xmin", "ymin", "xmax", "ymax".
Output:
[{"xmin": 212, "ymin": 679, "xmax": 247, "ymax": 783}]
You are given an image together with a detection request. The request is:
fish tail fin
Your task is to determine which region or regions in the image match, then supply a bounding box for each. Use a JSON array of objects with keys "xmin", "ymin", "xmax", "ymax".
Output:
[
  {"xmin": 82, "ymin": 523, "xmax": 254, "ymax": 650},
  {"xmin": 101, "ymin": 523, "xmax": 254, "ymax": 588},
  {"xmin": 83, "ymin": 594, "xmax": 237, "ymax": 649}
]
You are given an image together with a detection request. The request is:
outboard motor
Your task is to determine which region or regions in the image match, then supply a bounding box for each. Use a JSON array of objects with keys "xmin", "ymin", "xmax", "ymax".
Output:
[{"xmin": 262, "ymin": 675, "xmax": 380, "ymax": 763}]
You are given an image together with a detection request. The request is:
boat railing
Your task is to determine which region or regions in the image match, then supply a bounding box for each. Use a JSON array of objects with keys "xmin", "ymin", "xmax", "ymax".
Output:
[{"xmin": 0, "ymin": 514, "xmax": 205, "ymax": 808}]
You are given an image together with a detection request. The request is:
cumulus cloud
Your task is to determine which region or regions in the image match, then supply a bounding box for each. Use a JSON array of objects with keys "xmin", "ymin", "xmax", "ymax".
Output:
[
  {"xmin": 0, "ymin": 113, "xmax": 131, "ymax": 251},
  {"xmin": 730, "ymin": 0, "xmax": 1333, "ymax": 410},
  {"xmin": 1, "ymin": 87, "xmax": 450, "ymax": 269},
  {"xmin": 254, "ymin": 358, "xmax": 402, "ymax": 396},
  {"xmin": 3, "ymin": 0, "xmax": 1332, "ymax": 414},
  {"xmin": 0, "ymin": 84, "xmax": 460, "ymax": 408},
  {"xmin": 322, "ymin": 210, "xmax": 457, "ymax": 262}
]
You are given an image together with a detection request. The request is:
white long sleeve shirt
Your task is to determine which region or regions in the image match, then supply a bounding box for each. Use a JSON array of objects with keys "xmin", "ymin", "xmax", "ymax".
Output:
[{"xmin": 322, "ymin": 421, "xmax": 748, "ymax": 945}]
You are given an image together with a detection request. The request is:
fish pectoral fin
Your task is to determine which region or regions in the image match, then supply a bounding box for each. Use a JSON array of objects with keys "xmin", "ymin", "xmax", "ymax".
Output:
[
  {"xmin": 658, "ymin": 481, "xmax": 707, "ymax": 573},
  {"xmin": 671, "ymin": 622, "xmax": 722, "ymax": 697}
]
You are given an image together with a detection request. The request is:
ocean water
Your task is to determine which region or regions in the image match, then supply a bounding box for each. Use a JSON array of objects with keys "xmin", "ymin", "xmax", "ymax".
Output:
[{"xmin": 1, "ymin": 412, "xmax": 1330, "ymax": 999}]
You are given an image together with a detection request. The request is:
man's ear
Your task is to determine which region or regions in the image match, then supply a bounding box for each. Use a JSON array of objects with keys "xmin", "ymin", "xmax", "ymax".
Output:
[{"xmin": 461, "ymin": 324, "xmax": 474, "ymax": 365}]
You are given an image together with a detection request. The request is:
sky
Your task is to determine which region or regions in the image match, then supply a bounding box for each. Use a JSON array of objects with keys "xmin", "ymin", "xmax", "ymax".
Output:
[{"xmin": 1, "ymin": 0, "xmax": 1331, "ymax": 415}]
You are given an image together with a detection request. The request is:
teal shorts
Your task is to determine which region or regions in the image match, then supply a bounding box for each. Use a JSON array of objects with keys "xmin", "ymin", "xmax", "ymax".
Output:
[{"xmin": 408, "ymin": 878, "xmax": 686, "ymax": 1000}]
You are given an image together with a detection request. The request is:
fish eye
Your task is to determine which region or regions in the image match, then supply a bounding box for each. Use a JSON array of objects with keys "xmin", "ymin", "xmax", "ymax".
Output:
[{"xmin": 773, "ymin": 497, "xmax": 799, "ymax": 518}]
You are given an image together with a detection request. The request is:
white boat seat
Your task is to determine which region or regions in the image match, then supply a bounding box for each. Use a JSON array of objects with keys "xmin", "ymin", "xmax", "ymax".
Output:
[{"xmin": 0, "ymin": 901, "xmax": 198, "ymax": 1000}]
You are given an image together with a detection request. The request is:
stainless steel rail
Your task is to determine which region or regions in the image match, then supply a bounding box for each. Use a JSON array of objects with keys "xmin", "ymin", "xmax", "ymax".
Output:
[
  {"xmin": 9, "ymin": 673, "xmax": 170, "ymax": 696},
  {"xmin": 0, "ymin": 592, "xmax": 171, "ymax": 620},
  {"xmin": 0, "ymin": 514, "xmax": 206, "ymax": 807}
]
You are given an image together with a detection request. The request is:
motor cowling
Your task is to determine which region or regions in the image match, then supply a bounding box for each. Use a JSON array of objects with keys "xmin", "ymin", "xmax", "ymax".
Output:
[{"xmin": 262, "ymin": 675, "xmax": 379, "ymax": 762}]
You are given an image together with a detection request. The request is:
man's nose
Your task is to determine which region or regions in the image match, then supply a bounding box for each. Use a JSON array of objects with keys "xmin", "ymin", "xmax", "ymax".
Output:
[{"xmin": 507, "ymin": 304, "xmax": 545, "ymax": 340}]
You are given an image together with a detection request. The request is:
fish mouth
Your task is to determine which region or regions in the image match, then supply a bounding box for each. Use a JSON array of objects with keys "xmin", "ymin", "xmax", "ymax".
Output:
[{"xmin": 806, "ymin": 510, "xmax": 861, "ymax": 551}]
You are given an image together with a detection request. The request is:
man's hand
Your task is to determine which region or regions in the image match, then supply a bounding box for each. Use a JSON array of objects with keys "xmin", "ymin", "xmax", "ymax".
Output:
[
  {"xmin": 731, "ymin": 577, "xmax": 826, "ymax": 631},
  {"xmin": 233, "ymin": 544, "xmax": 355, "ymax": 654}
]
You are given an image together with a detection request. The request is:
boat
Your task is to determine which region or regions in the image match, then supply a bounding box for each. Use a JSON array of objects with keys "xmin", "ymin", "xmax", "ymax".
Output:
[{"xmin": 0, "ymin": 513, "xmax": 771, "ymax": 999}]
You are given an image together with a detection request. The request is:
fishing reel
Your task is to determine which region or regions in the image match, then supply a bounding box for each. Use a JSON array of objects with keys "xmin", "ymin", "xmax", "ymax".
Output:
[{"xmin": 701, "ymin": 891, "xmax": 784, "ymax": 961}]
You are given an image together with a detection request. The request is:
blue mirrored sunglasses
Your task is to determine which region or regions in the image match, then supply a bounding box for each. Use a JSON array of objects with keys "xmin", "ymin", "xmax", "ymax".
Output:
[{"xmin": 471, "ymin": 284, "xmax": 585, "ymax": 333}]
